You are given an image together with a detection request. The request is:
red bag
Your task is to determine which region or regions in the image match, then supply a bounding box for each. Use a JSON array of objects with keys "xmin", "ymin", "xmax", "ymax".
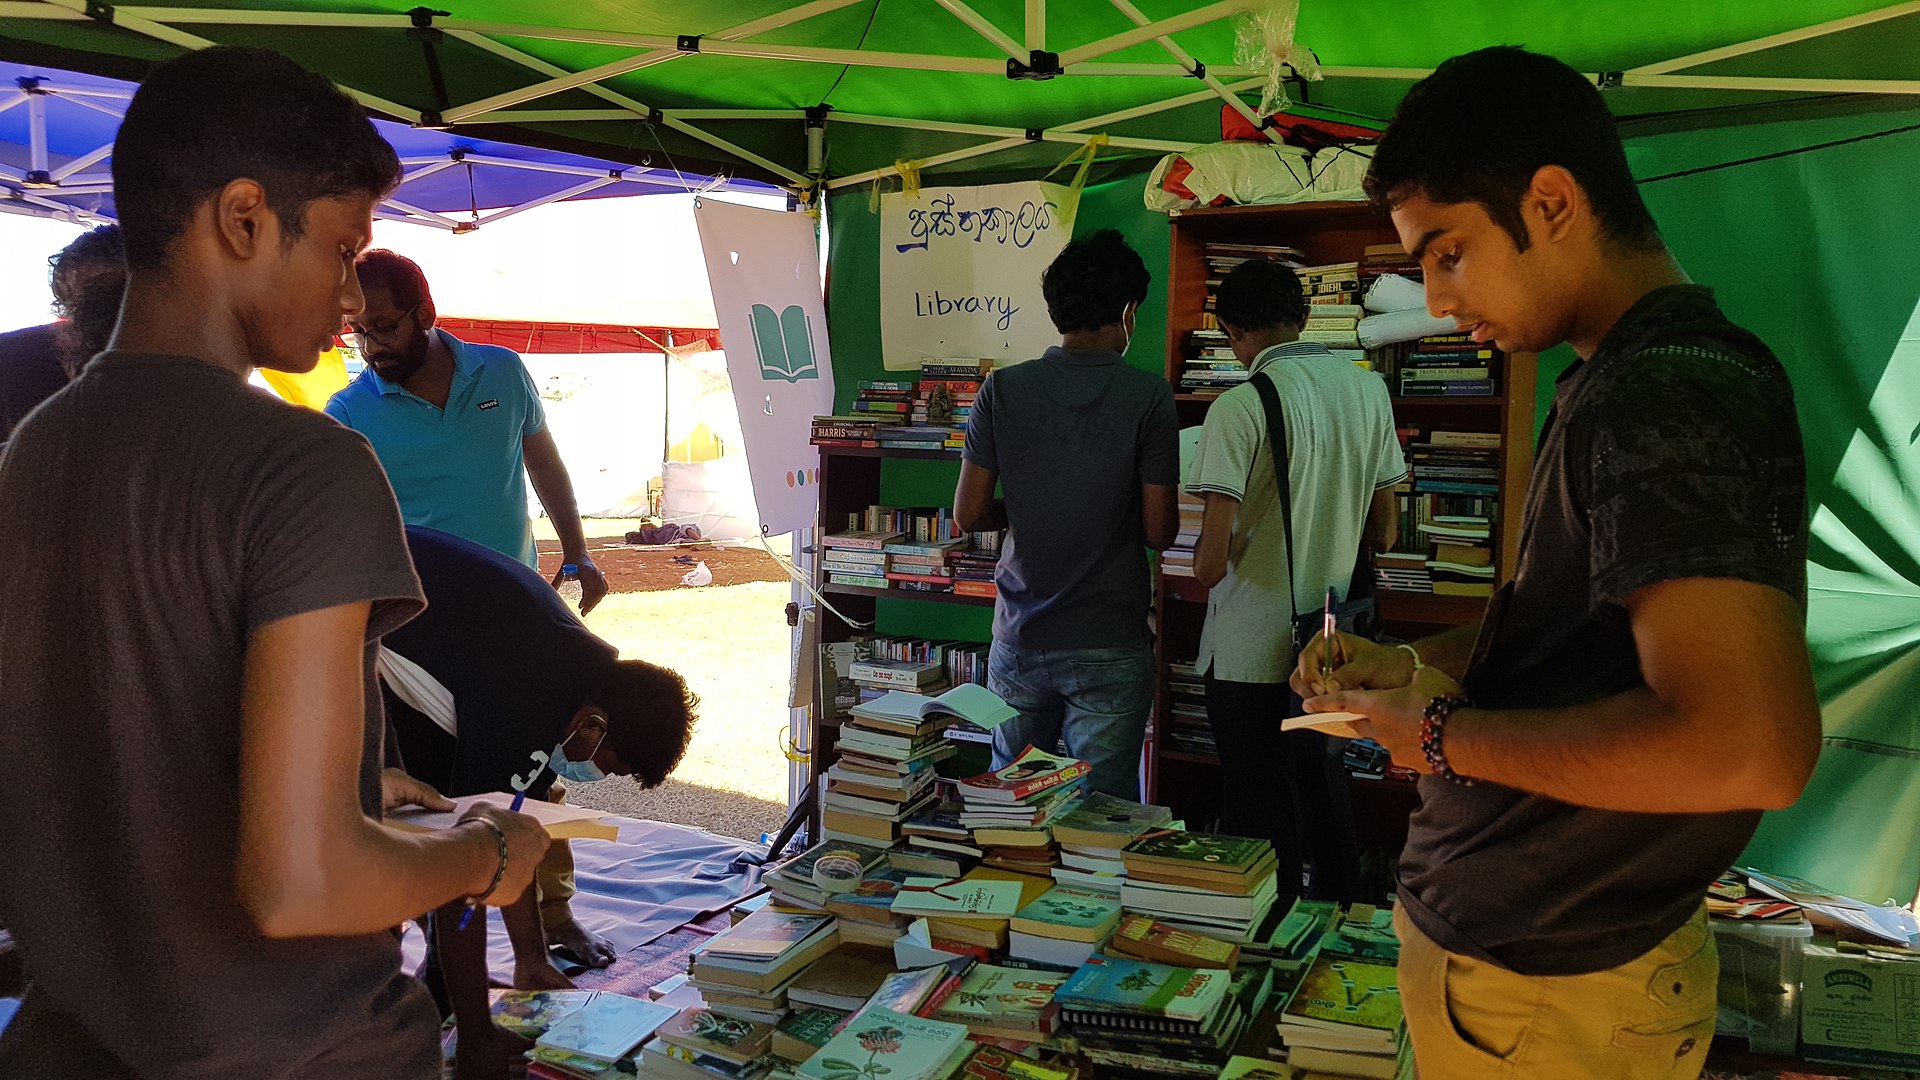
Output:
[{"xmin": 1220, "ymin": 103, "xmax": 1379, "ymax": 146}]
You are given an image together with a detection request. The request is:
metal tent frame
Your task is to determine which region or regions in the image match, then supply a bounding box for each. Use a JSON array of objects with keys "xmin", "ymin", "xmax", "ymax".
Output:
[{"xmin": 4, "ymin": 0, "xmax": 1919, "ymax": 205}]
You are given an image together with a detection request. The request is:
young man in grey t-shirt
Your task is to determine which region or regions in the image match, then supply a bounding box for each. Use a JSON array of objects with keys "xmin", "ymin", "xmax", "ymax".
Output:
[
  {"xmin": 1189, "ymin": 260, "xmax": 1403, "ymax": 906},
  {"xmin": 0, "ymin": 48, "xmax": 549, "ymax": 1080},
  {"xmin": 955, "ymin": 229, "xmax": 1180, "ymax": 799}
]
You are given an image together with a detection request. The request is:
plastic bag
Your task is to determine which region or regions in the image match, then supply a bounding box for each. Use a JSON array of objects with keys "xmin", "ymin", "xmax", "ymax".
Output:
[{"xmin": 680, "ymin": 561, "xmax": 714, "ymax": 587}]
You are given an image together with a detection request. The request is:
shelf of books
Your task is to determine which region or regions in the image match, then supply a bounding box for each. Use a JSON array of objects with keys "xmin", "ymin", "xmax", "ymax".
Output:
[
  {"xmin": 1148, "ymin": 201, "xmax": 1538, "ymax": 849},
  {"xmin": 807, "ymin": 359, "xmax": 1007, "ymax": 840}
]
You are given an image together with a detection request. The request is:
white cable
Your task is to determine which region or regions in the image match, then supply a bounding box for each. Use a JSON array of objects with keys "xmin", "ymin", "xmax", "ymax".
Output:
[{"xmin": 756, "ymin": 527, "xmax": 874, "ymax": 630}]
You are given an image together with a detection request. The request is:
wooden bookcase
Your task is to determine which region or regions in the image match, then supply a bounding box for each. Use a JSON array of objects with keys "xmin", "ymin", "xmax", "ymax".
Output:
[
  {"xmin": 805, "ymin": 445, "xmax": 992, "ymax": 837},
  {"xmin": 1148, "ymin": 202, "xmax": 1538, "ymax": 849}
]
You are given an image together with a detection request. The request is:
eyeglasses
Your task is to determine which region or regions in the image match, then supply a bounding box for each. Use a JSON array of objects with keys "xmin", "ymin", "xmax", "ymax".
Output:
[{"xmin": 346, "ymin": 301, "xmax": 422, "ymax": 346}]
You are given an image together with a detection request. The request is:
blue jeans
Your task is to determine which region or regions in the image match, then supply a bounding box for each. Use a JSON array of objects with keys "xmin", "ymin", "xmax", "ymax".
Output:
[{"xmin": 987, "ymin": 642, "xmax": 1154, "ymax": 801}]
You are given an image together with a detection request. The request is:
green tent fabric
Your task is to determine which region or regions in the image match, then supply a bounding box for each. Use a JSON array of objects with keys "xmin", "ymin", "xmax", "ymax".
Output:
[
  {"xmin": 11, "ymin": 0, "xmax": 1920, "ymax": 898},
  {"xmin": 5, "ymin": 1, "xmax": 1920, "ymax": 188}
]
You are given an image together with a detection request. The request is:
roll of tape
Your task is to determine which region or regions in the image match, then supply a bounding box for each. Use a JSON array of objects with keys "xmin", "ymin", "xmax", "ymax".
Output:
[{"xmin": 812, "ymin": 852, "xmax": 864, "ymax": 894}]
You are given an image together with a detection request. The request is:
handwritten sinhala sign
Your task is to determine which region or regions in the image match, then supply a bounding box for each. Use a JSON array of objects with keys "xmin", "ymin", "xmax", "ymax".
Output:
[{"xmin": 878, "ymin": 181, "xmax": 1079, "ymax": 371}]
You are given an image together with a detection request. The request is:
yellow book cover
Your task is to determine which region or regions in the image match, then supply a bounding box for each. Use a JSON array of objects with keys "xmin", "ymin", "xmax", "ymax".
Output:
[{"xmin": 1283, "ymin": 953, "xmax": 1402, "ymax": 1033}]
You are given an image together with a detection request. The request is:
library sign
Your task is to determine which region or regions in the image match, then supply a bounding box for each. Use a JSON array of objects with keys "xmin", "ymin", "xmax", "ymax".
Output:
[{"xmin": 878, "ymin": 181, "xmax": 1080, "ymax": 371}]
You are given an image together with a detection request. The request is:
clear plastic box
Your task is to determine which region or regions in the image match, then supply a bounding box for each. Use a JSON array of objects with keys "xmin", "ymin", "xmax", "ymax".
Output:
[{"xmin": 1713, "ymin": 916, "xmax": 1814, "ymax": 1055}]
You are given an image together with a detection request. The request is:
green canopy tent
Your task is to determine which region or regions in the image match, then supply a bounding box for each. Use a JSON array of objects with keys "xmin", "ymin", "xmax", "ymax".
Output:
[{"xmin": 5, "ymin": 0, "xmax": 1919, "ymax": 900}]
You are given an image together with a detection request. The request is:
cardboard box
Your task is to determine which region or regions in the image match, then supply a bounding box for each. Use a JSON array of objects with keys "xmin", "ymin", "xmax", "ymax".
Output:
[{"xmin": 1800, "ymin": 937, "xmax": 1920, "ymax": 1070}]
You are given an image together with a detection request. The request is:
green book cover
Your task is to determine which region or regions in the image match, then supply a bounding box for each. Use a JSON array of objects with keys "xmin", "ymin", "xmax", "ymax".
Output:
[
  {"xmin": 1050, "ymin": 793, "xmax": 1174, "ymax": 849},
  {"xmin": 1054, "ymin": 955, "xmax": 1231, "ymax": 1024},
  {"xmin": 1283, "ymin": 951, "xmax": 1403, "ymax": 1033},
  {"xmin": 1009, "ymin": 884, "xmax": 1122, "ymax": 941},
  {"xmin": 797, "ymin": 1008, "xmax": 971, "ymax": 1080},
  {"xmin": 1122, "ymin": 830, "xmax": 1271, "ymax": 871},
  {"xmin": 777, "ymin": 1007, "xmax": 847, "ymax": 1050},
  {"xmin": 1220, "ymin": 1056, "xmax": 1293, "ymax": 1080},
  {"xmin": 933, "ymin": 964, "xmax": 1066, "ymax": 1029}
]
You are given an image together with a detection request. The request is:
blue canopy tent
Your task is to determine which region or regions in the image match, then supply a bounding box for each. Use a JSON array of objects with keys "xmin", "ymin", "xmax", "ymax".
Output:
[{"xmin": 0, "ymin": 59, "xmax": 781, "ymax": 227}]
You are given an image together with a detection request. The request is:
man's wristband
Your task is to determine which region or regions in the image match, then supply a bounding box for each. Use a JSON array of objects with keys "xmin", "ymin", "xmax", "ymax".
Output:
[
  {"xmin": 464, "ymin": 817, "xmax": 510, "ymax": 904},
  {"xmin": 1420, "ymin": 695, "xmax": 1474, "ymax": 786}
]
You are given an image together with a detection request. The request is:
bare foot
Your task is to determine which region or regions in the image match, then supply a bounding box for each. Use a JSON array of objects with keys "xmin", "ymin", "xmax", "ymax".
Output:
[
  {"xmin": 515, "ymin": 958, "xmax": 576, "ymax": 991},
  {"xmin": 546, "ymin": 914, "xmax": 617, "ymax": 969},
  {"xmin": 454, "ymin": 1026, "xmax": 528, "ymax": 1080}
]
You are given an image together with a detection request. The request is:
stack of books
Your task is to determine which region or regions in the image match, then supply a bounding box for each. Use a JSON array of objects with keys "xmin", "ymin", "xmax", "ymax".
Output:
[
  {"xmin": 1299, "ymin": 304, "xmax": 1363, "ymax": 349},
  {"xmin": 1160, "ymin": 492, "xmax": 1203, "ymax": 578},
  {"xmin": 897, "ymin": 791, "xmax": 984, "ymax": 879},
  {"xmin": 1421, "ymin": 518, "xmax": 1495, "ymax": 598},
  {"xmin": 1056, "ymin": 955, "xmax": 1272, "ymax": 1078},
  {"xmin": 1398, "ymin": 333, "xmax": 1498, "ymax": 398},
  {"xmin": 850, "ymin": 379, "xmax": 917, "ymax": 420},
  {"xmin": 1373, "ymin": 549, "xmax": 1433, "ymax": 594},
  {"xmin": 1164, "ymin": 660, "xmax": 1212, "ymax": 754},
  {"xmin": 945, "ymin": 537, "xmax": 1000, "ymax": 601},
  {"xmin": 1274, "ymin": 913, "xmax": 1408, "ymax": 1079},
  {"xmin": 928, "ymin": 962, "xmax": 1069, "ymax": 1041},
  {"xmin": 810, "ymin": 401, "xmax": 909, "ymax": 449},
  {"xmin": 1007, "ymin": 881, "xmax": 1123, "ymax": 969},
  {"xmin": 827, "ymin": 700, "xmax": 955, "ymax": 844},
  {"xmin": 526, "ymin": 993, "xmax": 678, "ymax": 1079},
  {"xmin": 874, "ymin": 424, "xmax": 966, "ymax": 452},
  {"xmin": 1357, "ymin": 242, "xmax": 1418, "ymax": 288},
  {"xmin": 913, "ymin": 358, "xmax": 992, "ymax": 429},
  {"xmin": 687, "ymin": 908, "xmax": 840, "ymax": 1025},
  {"xmin": 1050, "ymin": 793, "xmax": 1172, "ymax": 893},
  {"xmin": 767, "ymin": 1006, "xmax": 850, "ymax": 1073},
  {"xmin": 637, "ymin": 1006, "xmax": 777, "ymax": 1079},
  {"xmin": 1108, "ymin": 911, "xmax": 1241, "ymax": 971},
  {"xmin": 1295, "ymin": 261, "xmax": 1363, "ymax": 312},
  {"xmin": 882, "ymin": 535, "xmax": 965, "ymax": 595},
  {"xmin": 1119, "ymin": 831, "xmax": 1281, "ymax": 946},
  {"xmin": 763, "ymin": 840, "xmax": 893, "ymax": 913},
  {"xmin": 1185, "ymin": 242, "xmax": 1304, "ymax": 396},
  {"xmin": 821, "ymin": 529, "xmax": 900, "ymax": 590},
  {"xmin": 890, "ymin": 865, "xmax": 1053, "ymax": 954},
  {"xmin": 956, "ymin": 747, "xmax": 1090, "ymax": 848}
]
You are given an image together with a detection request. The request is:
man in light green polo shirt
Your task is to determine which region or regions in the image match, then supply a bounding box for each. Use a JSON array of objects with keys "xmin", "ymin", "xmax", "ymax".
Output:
[{"xmin": 1187, "ymin": 259, "xmax": 1405, "ymax": 907}]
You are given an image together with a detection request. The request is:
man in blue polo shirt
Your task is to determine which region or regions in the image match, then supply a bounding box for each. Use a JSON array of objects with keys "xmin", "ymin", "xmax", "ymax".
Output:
[{"xmin": 326, "ymin": 250, "xmax": 608, "ymax": 612}]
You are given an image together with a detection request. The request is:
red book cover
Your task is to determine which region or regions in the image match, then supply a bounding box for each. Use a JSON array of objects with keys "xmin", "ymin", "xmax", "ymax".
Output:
[{"xmin": 958, "ymin": 747, "xmax": 1090, "ymax": 804}]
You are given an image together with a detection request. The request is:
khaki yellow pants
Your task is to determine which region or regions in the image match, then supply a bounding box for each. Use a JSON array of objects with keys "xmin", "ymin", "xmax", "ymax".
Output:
[
  {"xmin": 536, "ymin": 784, "xmax": 576, "ymax": 921},
  {"xmin": 1394, "ymin": 904, "xmax": 1717, "ymax": 1080}
]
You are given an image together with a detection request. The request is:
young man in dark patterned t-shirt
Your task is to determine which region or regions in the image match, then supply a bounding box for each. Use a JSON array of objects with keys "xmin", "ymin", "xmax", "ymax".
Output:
[{"xmin": 1294, "ymin": 47, "xmax": 1819, "ymax": 1079}]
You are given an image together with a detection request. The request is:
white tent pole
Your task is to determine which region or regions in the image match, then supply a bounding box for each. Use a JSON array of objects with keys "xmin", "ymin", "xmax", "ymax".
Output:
[
  {"xmin": 41, "ymin": 88, "xmax": 137, "ymax": 101},
  {"xmin": 39, "ymin": 183, "xmax": 113, "ymax": 195},
  {"xmin": 0, "ymin": 198, "xmax": 115, "ymax": 224},
  {"xmin": 456, "ymin": 153, "xmax": 629, "ymax": 179},
  {"xmin": 472, "ymin": 175, "xmax": 620, "ymax": 228},
  {"xmin": 1064, "ymin": 61, "xmax": 1255, "ymax": 77},
  {"xmin": 0, "ymin": 2, "xmax": 85, "ymax": 18},
  {"xmin": 442, "ymin": 21, "xmax": 1009, "ymax": 74},
  {"xmin": 1025, "ymin": 0, "xmax": 1045, "ymax": 51},
  {"xmin": 1630, "ymin": 2, "xmax": 1920, "ymax": 76},
  {"xmin": 115, "ymin": 6, "xmax": 407, "ymax": 26},
  {"xmin": 826, "ymin": 136, "xmax": 1029, "ymax": 189},
  {"xmin": 671, "ymin": 109, "xmax": 812, "ymax": 120},
  {"xmin": 1315, "ymin": 65, "xmax": 1439, "ymax": 80},
  {"xmin": 461, "ymin": 109, "xmax": 638, "ymax": 123},
  {"xmin": 931, "ymin": 0, "xmax": 1027, "ymax": 62},
  {"xmin": 830, "ymin": 111, "xmax": 1190, "ymax": 151},
  {"xmin": 374, "ymin": 208, "xmax": 455, "ymax": 230},
  {"xmin": 1108, "ymin": 0, "xmax": 1277, "ymax": 143},
  {"xmin": 0, "ymin": 94, "xmax": 27, "ymax": 119},
  {"xmin": 33, "ymin": 0, "xmax": 424, "ymax": 122},
  {"xmin": 660, "ymin": 115, "xmax": 810, "ymax": 185},
  {"xmin": 1058, "ymin": 76, "xmax": 1264, "ymax": 131},
  {"xmin": 380, "ymin": 198, "xmax": 467, "ymax": 229},
  {"xmin": 399, "ymin": 158, "xmax": 463, "ymax": 185},
  {"xmin": 57, "ymin": 94, "xmax": 130, "ymax": 121},
  {"xmin": 437, "ymin": 32, "xmax": 809, "ymax": 184},
  {"xmin": 1624, "ymin": 73, "xmax": 1920, "ymax": 94},
  {"xmin": 440, "ymin": 0, "xmax": 865, "ymax": 124},
  {"xmin": 1058, "ymin": 0, "xmax": 1252, "ymax": 68},
  {"xmin": 49, "ymin": 140, "xmax": 115, "ymax": 182}
]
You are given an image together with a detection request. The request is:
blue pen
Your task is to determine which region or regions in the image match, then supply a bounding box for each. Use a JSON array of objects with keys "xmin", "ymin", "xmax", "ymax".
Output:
[{"xmin": 457, "ymin": 750, "xmax": 547, "ymax": 930}]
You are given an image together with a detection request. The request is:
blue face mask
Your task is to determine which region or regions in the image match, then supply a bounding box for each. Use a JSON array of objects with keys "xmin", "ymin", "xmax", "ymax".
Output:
[{"xmin": 549, "ymin": 724, "xmax": 608, "ymax": 783}]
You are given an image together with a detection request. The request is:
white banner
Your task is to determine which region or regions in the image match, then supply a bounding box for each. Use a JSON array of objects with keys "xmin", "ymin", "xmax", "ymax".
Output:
[
  {"xmin": 693, "ymin": 197, "xmax": 835, "ymax": 536},
  {"xmin": 878, "ymin": 181, "xmax": 1079, "ymax": 371}
]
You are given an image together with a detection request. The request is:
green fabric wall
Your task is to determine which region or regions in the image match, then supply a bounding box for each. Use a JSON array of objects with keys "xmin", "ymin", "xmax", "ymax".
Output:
[{"xmin": 826, "ymin": 113, "xmax": 1920, "ymax": 900}]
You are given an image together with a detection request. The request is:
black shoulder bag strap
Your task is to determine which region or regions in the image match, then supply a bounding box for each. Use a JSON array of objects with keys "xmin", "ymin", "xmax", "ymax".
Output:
[{"xmin": 1251, "ymin": 365, "xmax": 1378, "ymax": 654}]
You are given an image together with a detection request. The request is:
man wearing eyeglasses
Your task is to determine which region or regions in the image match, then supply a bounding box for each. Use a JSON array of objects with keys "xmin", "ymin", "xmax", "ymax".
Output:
[{"xmin": 325, "ymin": 249, "xmax": 608, "ymax": 614}]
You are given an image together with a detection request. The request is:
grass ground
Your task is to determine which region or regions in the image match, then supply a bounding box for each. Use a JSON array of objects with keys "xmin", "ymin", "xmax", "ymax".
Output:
[{"xmin": 530, "ymin": 518, "xmax": 796, "ymax": 843}]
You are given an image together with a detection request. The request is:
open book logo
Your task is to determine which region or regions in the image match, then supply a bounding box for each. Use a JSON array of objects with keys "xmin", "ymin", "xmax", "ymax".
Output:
[{"xmin": 750, "ymin": 303, "xmax": 819, "ymax": 382}]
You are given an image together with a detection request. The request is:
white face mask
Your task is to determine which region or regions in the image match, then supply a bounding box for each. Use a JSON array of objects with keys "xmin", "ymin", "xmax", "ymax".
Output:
[{"xmin": 549, "ymin": 723, "xmax": 609, "ymax": 783}]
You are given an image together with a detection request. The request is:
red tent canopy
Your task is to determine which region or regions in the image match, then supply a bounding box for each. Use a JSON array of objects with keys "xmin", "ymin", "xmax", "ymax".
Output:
[{"xmin": 433, "ymin": 317, "xmax": 721, "ymax": 356}]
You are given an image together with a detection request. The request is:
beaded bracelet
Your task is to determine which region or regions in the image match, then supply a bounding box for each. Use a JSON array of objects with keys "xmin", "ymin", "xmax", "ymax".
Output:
[
  {"xmin": 1420, "ymin": 695, "xmax": 1474, "ymax": 786},
  {"xmin": 466, "ymin": 817, "xmax": 510, "ymax": 904}
]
